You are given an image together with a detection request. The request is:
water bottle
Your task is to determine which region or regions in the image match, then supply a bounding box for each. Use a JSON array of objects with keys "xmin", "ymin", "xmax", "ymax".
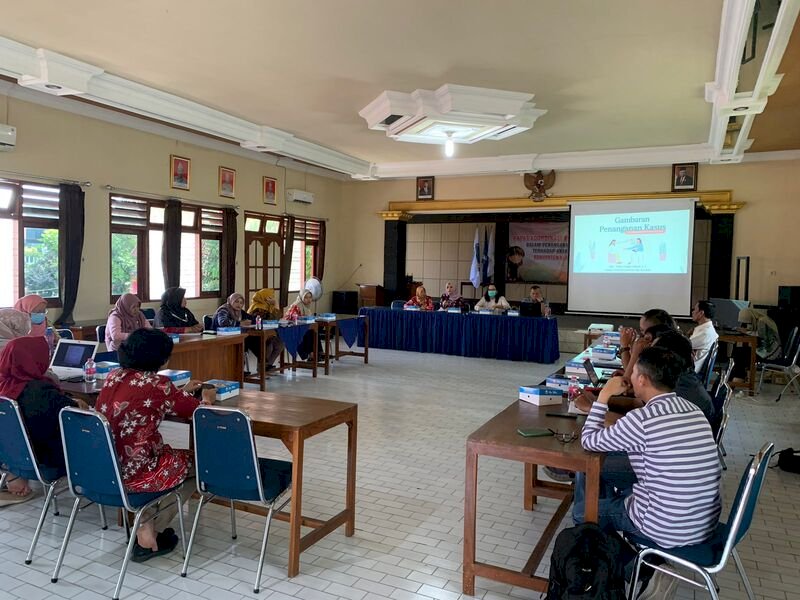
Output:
[
  {"xmin": 83, "ymin": 357, "xmax": 97, "ymax": 383},
  {"xmin": 603, "ymin": 334, "xmax": 610, "ymax": 348},
  {"xmin": 568, "ymin": 375, "xmax": 580, "ymax": 402},
  {"xmin": 45, "ymin": 327, "xmax": 55, "ymax": 354},
  {"xmin": 256, "ymin": 316, "xmax": 262, "ymax": 330}
]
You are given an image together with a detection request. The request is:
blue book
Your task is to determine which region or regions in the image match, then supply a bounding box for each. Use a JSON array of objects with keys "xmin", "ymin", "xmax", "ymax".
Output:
[
  {"xmin": 95, "ymin": 361, "xmax": 120, "ymax": 379},
  {"xmin": 519, "ymin": 385, "xmax": 564, "ymax": 406},
  {"xmin": 319, "ymin": 313, "xmax": 337, "ymax": 321},
  {"xmin": 447, "ymin": 307, "xmax": 461, "ymax": 314},
  {"xmin": 404, "ymin": 305, "xmax": 420, "ymax": 311}
]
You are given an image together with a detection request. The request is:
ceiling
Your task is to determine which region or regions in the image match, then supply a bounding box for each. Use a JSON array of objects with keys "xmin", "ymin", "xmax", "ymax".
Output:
[{"xmin": 0, "ymin": 0, "xmax": 725, "ymax": 163}]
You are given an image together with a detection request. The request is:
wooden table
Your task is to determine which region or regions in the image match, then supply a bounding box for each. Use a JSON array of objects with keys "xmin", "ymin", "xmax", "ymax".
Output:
[
  {"xmin": 316, "ymin": 315, "xmax": 369, "ymax": 375},
  {"xmin": 167, "ymin": 333, "xmax": 246, "ymax": 386},
  {"xmin": 69, "ymin": 320, "xmax": 106, "ymax": 341},
  {"xmin": 246, "ymin": 328, "xmax": 279, "ymax": 391},
  {"xmin": 463, "ymin": 400, "xmax": 602, "ymax": 596},
  {"xmin": 718, "ymin": 332, "xmax": 758, "ymax": 395}
]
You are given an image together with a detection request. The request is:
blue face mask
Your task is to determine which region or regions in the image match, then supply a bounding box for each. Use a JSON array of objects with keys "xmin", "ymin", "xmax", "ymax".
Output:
[
  {"xmin": 30, "ymin": 313, "xmax": 46, "ymax": 325},
  {"xmin": 488, "ymin": 290, "xmax": 497, "ymax": 298}
]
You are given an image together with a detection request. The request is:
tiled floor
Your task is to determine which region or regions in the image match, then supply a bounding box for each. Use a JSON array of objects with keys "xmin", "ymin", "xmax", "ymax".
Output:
[{"xmin": 1, "ymin": 349, "xmax": 799, "ymax": 600}]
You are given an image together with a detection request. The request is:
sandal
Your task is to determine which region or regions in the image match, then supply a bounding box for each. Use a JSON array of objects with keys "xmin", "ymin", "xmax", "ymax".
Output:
[
  {"xmin": 131, "ymin": 529, "xmax": 178, "ymax": 563},
  {"xmin": 0, "ymin": 488, "xmax": 38, "ymax": 507}
]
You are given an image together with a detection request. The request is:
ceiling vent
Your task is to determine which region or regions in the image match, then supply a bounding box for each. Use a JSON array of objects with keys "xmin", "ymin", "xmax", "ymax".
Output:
[{"xmin": 359, "ymin": 84, "xmax": 546, "ymax": 147}]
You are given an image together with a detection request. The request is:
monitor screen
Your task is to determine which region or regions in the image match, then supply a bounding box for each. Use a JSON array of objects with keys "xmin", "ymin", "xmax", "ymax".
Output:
[{"xmin": 52, "ymin": 341, "xmax": 96, "ymax": 369}]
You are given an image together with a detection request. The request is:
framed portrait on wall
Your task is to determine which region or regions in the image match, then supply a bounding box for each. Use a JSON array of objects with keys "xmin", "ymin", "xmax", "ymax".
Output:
[
  {"xmin": 263, "ymin": 176, "xmax": 277, "ymax": 205},
  {"xmin": 671, "ymin": 162, "xmax": 698, "ymax": 192},
  {"xmin": 218, "ymin": 166, "xmax": 236, "ymax": 198},
  {"xmin": 170, "ymin": 155, "xmax": 191, "ymax": 190},
  {"xmin": 416, "ymin": 176, "xmax": 434, "ymax": 200}
]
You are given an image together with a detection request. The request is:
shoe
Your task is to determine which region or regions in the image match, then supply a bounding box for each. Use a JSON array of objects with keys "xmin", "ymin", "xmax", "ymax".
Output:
[
  {"xmin": 131, "ymin": 529, "xmax": 178, "ymax": 563},
  {"xmin": 637, "ymin": 565, "xmax": 678, "ymax": 599},
  {"xmin": 542, "ymin": 466, "xmax": 574, "ymax": 483}
]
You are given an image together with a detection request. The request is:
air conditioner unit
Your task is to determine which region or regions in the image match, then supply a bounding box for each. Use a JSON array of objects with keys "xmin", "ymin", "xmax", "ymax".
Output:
[
  {"xmin": 0, "ymin": 125, "xmax": 16, "ymax": 151},
  {"xmin": 286, "ymin": 189, "xmax": 314, "ymax": 204}
]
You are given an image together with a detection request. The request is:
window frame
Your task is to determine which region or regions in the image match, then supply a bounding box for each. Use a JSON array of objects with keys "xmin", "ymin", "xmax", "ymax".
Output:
[{"xmin": 109, "ymin": 194, "xmax": 223, "ymax": 303}]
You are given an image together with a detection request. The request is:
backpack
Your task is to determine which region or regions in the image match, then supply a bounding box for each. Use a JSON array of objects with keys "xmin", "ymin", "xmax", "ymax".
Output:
[
  {"xmin": 546, "ymin": 523, "xmax": 627, "ymax": 600},
  {"xmin": 778, "ymin": 448, "xmax": 800, "ymax": 474}
]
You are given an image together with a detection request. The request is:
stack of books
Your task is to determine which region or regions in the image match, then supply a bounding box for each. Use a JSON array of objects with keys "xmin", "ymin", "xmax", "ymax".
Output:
[
  {"xmin": 403, "ymin": 305, "xmax": 420, "ymax": 311},
  {"xmin": 318, "ymin": 313, "xmax": 337, "ymax": 321},
  {"xmin": 217, "ymin": 326, "xmax": 241, "ymax": 336}
]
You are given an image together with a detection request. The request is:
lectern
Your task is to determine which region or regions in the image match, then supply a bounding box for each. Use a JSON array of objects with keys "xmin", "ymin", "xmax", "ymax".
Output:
[{"xmin": 357, "ymin": 284, "xmax": 385, "ymax": 308}]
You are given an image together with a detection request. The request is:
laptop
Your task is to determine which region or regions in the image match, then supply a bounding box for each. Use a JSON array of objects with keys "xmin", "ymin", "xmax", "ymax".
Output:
[
  {"xmin": 519, "ymin": 302, "xmax": 542, "ymax": 318},
  {"xmin": 49, "ymin": 339, "xmax": 99, "ymax": 380},
  {"xmin": 583, "ymin": 358, "xmax": 616, "ymax": 387}
]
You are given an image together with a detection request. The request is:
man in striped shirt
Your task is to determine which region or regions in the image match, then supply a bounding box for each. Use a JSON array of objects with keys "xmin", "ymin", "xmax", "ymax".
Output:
[{"xmin": 573, "ymin": 346, "xmax": 721, "ymax": 549}]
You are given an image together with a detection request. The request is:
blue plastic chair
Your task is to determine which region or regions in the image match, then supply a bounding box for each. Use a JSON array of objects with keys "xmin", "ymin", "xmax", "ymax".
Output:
[
  {"xmin": 390, "ymin": 300, "xmax": 405, "ymax": 310},
  {"xmin": 53, "ymin": 408, "xmax": 186, "ymax": 600},
  {"xmin": 203, "ymin": 314, "xmax": 213, "ymax": 330},
  {"xmin": 181, "ymin": 406, "xmax": 292, "ymax": 593},
  {"xmin": 699, "ymin": 341, "xmax": 719, "ymax": 389},
  {"xmin": 0, "ymin": 398, "xmax": 107, "ymax": 565},
  {"xmin": 55, "ymin": 328, "xmax": 73, "ymax": 339},
  {"xmin": 627, "ymin": 442, "xmax": 775, "ymax": 600},
  {"xmin": 96, "ymin": 324, "xmax": 106, "ymax": 344},
  {"xmin": 140, "ymin": 307, "xmax": 156, "ymax": 320}
]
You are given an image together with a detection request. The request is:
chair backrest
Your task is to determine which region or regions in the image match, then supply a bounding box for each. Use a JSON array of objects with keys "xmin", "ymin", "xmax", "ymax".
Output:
[
  {"xmin": 714, "ymin": 410, "xmax": 729, "ymax": 447},
  {"xmin": 786, "ymin": 331, "xmax": 800, "ymax": 367},
  {"xmin": 700, "ymin": 341, "xmax": 719, "ymax": 388},
  {"xmin": 203, "ymin": 314, "xmax": 213, "ymax": 330},
  {"xmin": 390, "ymin": 300, "xmax": 405, "ymax": 311},
  {"xmin": 96, "ymin": 324, "xmax": 107, "ymax": 343},
  {"xmin": 719, "ymin": 442, "xmax": 774, "ymax": 561},
  {"xmin": 0, "ymin": 398, "xmax": 45, "ymax": 483},
  {"xmin": 782, "ymin": 326, "xmax": 798, "ymax": 361},
  {"xmin": 95, "ymin": 350, "xmax": 118, "ymax": 362},
  {"xmin": 141, "ymin": 307, "xmax": 156, "ymax": 320},
  {"xmin": 59, "ymin": 407, "xmax": 131, "ymax": 509},
  {"xmin": 192, "ymin": 406, "xmax": 266, "ymax": 503},
  {"xmin": 56, "ymin": 328, "xmax": 74, "ymax": 339}
]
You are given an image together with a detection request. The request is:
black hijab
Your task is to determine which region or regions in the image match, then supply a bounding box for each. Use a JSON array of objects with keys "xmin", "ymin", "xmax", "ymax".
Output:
[{"xmin": 157, "ymin": 287, "xmax": 199, "ymax": 328}]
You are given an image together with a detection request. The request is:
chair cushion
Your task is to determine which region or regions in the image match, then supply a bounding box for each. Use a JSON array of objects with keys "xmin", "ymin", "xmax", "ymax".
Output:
[
  {"xmin": 80, "ymin": 483, "xmax": 183, "ymax": 509},
  {"xmin": 259, "ymin": 458, "xmax": 293, "ymax": 502},
  {"xmin": 629, "ymin": 523, "xmax": 729, "ymax": 568}
]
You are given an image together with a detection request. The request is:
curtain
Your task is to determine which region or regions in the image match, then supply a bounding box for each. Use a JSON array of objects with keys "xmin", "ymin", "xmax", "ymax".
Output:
[
  {"xmin": 316, "ymin": 220, "xmax": 326, "ymax": 281},
  {"xmin": 279, "ymin": 215, "xmax": 296, "ymax": 308},
  {"xmin": 53, "ymin": 184, "xmax": 85, "ymax": 326},
  {"xmin": 221, "ymin": 207, "xmax": 238, "ymax": 300},
  {"xmin": 162, "ymin": 199, "xmax": 182, "ymax": 289}
]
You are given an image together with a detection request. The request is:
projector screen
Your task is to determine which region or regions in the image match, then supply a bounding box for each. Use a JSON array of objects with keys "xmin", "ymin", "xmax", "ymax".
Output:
[{"xmin": 568, "ymin": 199, "xmax": 695, "ymax": 316}]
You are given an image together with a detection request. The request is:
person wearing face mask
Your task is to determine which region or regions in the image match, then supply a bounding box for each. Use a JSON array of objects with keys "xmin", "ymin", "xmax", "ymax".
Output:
[
  {"xmin": 13, "ymin": 294, "xmax": 58, "ymax": 349},
  {"xmin": 473, "ymin": 284, "xmax": 511, "ymax": 313},
  {"xmin": 105, "ymin": 293, "xmax": 152, "ymax": 352}
]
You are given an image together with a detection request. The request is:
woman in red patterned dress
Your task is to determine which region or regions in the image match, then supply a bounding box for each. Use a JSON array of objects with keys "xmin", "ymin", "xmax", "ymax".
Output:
[{"xmin": 96, "ymin": 328, "xmax": 216, "ymax": 561}]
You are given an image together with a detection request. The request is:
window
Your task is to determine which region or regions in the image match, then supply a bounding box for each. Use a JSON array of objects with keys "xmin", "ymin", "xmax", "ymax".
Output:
[
  {"xmin": 0, "ymin": 181, "xmax": 61, "ymax": 307},
  {"xmin": 287, "ymin": 217, "xmax": 322, "ymax": 293},
  {"xmin": 109, "ymin": 195, "xmax": 223, "ymax": 301}
]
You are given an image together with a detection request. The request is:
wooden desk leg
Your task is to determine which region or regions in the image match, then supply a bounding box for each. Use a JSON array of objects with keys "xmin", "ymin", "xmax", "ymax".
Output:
[
  {"xmin": 363, "ymin": 317, "xmax": 369, "ymax": 365},
  {"xmin": 523, "ymin": 463, "xmax": 538, "ymax": 510},
  {"xmin": 312, "ymin": 328, "xmax": 318, "ymax": 378},
  {"xmin": 463, "ymin": 447, "xmax": 478, "ymax": 596},
  {"xmin": 748, "ymin": 341, "xmax": 756, "ymax": 396},
  {"xmin": 259, "ymin": 334, "xmax": 267, "ymax": 392},
  {"xmin": 288, "ymin": 433, "xmax": 304, "ymax": 577},
  {"xmin": 237, "ymin": 341, "xmax": 245, "ymax": 387},
  {"xmin": 345, "ymin": 416, "xmax": 357, "ymax": 536},
  {"xmin": 335, "ymin": 325, "xmax": 341, "ymax": 360},
  {"xmin": 324, "ymin": 324, "xmax": 332, "ymax": 375},
  {"xmin": 583, "ymin": 460, "xmax": 601, "ymax": 523}
]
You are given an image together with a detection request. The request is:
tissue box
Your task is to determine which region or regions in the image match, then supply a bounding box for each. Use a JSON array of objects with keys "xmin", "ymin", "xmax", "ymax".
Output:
[
  {"xmin": 262, "ymin": 320, "xmax": 279, "ymax": 330},
  {"xmin": 168, "ymin": 333, "xmax": 180, "ymax": 343},
  {"xmin": 158, "ymin": 369, "xmax": 192, "ymax": 387},
  {"xmin": 318, "ymin": 313, "xmax": 337, "ymax": 321},
  {"xmin": 447, "ymin": 307, "xmax": 461, "ymax": 314},
  {"xmin": 507, "ymin": 310, "xmax": 520, "ymax": 317},
  {"xmin": 216, "ymin": 327, "xmax": 241, "ymax": 336},
  {"xmin": 297, "ymin": 315, "xmax": 317, "ymax": 324},
  {"xmin": 588, "ymin": 323, "xmax": 614, "ymax": 332},
  {"xmin": 479, "ymin": 309, "xmax": 493, "ymax": 314},
  {"xmin": 205, "ymin": 379, "xmax": 240, "ymax": 401},
  {"xmin": 404, "ymin": 305, "xmax": 420, "ymax": 311},
  {"xmin": 591, "ymin": 345, "xmax": 618, "ymax": 360},
  {"xmin": 95, "ymin": 361, "xmax": 120, "ymax": 379},
  {"xmin": 519, "ymin": 385, "xmax": 564, "ymax": 406}
]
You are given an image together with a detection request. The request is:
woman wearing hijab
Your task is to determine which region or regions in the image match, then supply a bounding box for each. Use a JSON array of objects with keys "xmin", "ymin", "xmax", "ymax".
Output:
[
  {"xmin": 0, "ymin": 309, "xmax": 32, "ymax": 351},
  {"xmin": 731, "ymin": 308, "xmax": 782, "ymax": 381},
  {"xmin": 248, "ymin": 289, "xmax": 284, "ymax": 370},
  {"xmin": 105, "ymin": 293, "xmax": 152, "ymax": 351},
  {"xmin": 439, "ymin": 281, "xmax": 465, "ymax": 311},
  {"xmin": 213, "ymin": 293, "xmax": 253, "ymax": 329},
  {"xmin": 157, "ymin": 287, "xmax": 203, "ymax": 334},
  {"xmin": 13, "ymin": 294, "xmax": 49, "ymax": 338},
  {"xmin": 283, "ymin": 290, "xmax": 321, "ymax": 360},
  {"xmin": 0, "ymin": 337, "xmax": 85, "ymax": 505}
]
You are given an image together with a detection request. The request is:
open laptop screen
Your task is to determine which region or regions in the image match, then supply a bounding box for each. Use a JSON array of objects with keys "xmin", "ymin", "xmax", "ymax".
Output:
[{"xmin": 52, "ymin": 341, "xmax": 96, "ymax": 369}]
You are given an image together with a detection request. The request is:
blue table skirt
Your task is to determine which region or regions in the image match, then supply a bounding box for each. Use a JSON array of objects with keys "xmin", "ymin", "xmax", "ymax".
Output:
[{"xmin": 358, "ymin": 307, "xmax": 559, "ymax": 364}]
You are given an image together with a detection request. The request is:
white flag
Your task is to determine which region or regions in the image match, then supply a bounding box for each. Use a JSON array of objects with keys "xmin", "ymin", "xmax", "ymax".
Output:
[
  {"xmin": 470, "ymin": 227, "xmax": 481, "ymax": 288},
  {"xmin": 487, "ymin": 226, "xmax": 495, "ymax": 281}
]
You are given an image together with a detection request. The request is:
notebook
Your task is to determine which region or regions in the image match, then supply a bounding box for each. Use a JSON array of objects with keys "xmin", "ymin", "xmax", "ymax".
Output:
[{"xmin": 49, "ymin": 339, "xmax": 99, "ymax": 380}]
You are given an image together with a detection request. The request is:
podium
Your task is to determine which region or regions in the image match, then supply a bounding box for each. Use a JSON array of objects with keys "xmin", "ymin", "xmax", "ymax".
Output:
[{"xmin": 357, "ymin": 284, "xmax": 385, "ymax": 308}]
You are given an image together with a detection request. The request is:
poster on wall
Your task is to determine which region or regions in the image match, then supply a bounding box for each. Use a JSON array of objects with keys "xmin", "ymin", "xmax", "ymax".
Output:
[{"xmin": 507, "ymin": 222, "xmax": 569, "ymax": 283}]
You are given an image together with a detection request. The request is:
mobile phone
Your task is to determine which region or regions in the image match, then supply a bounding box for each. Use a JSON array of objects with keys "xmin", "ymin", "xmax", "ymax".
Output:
[
  {"xmin": 546, "ymin": 412, "xmax": 579, "ymax": 419},
  {"xmin": 516, "ymin": 428, "xmax": 554, "ymax": 438},
  {"xmin": 193, "ymin": 383, "xmax": 216, "ymax": 398}
]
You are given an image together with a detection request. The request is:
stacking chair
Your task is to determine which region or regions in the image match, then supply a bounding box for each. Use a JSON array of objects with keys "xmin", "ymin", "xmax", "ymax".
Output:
[
  {"xmin": 55, "ymin": 328, "xmax": 74, "ymax": 339},
  {"xmin": 140, "ymin": 307, "xmax": 156, "ymax": 323},
  {"xmin": 390, "ymin": 299, "xmax": 405, "ymax": 310},
  {"xmin": 96, "ymin": 324, "xmax": 106, "ymax": 344},
  {"xmin": 181, "ymin": 406, "xmax": 292, "ymax": 593},
  {"xmin": 202, "ymin": 314, "xmax": 213, "ymax": 330},
  {"xmin": 53, "ymin": 407, "xmax": 186, "ymax": 600},
  {"xmin": 699, "ymin": 341, "xmax": 719, "ymax": 390},
  {"xmin": 757, "ymin": 326, "xmax": 800, "ymax": 395},
  {"xmin": 627, "ymin": 442, "xmax": 775, "ymax": 600},
  {"xmin": 0, "ymin": 398, "xmax": 107, "ymax": 565}
]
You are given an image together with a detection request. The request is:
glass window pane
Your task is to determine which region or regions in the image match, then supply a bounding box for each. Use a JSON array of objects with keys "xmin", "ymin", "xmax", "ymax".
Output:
[
  {"xmin": 245, "ymin": 217, "xmax": 261, "ymax": 232},
  {"xmin": 305, "ymin": 245, "xmax": 313, "ymax": 280},
  {"xmin": 288, "ymin": 240, "xmax": 303, "ymax": 292},
  {"xmin": 179, "ymin": 232, "xmax": 198, "ymax": 297},
  {"xmin": 181, "ymin": 210, "xmax": 195, "ymax": 228},
  {"xmin": 201, "ymin": 239, "xmax": 220, "ymax": 293},
  {"xmin": 265, "ymin": 219, "xmax": 280, "ymax": 234},
  {"xmin": 148, "ymin": 230, "xmax": 165, "ymax": 300},
  {"xmin": 0, "ymin": 186, "xmax": 15, "ymax": 211},
  {"xmin": 111, "ymin": 233, "xmax": 139, "ymax": 296},
  {"xmin": 150, "ymin": 206, "xmax": 165, "ymax": 224},
  {"xmin": 0, "ymin": 219, "xmax": 17, "ymax": 306},
  {"xmin": 23, "ymin": 227, "xmax": 59, "ymax": 298}
]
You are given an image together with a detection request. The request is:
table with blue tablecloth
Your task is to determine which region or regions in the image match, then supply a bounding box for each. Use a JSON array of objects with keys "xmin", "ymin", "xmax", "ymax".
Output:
[{"xmin": 357, "ymin": 307, "xmax": 559, "ymax": 363}]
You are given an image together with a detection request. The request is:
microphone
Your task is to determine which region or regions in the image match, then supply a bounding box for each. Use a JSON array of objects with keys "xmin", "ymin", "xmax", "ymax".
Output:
[{"xmin": 775, "ymin": 371, "xmax": 800, "ymax": 402}]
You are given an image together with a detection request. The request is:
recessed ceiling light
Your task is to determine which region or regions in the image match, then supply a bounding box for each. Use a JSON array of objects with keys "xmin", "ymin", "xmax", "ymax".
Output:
[
  {"xmin": 733, "ymin": 106, "xmax": 748, "ymax": 112},
  {"xmin": 44, "ymin": 83, "xmax": 62, "ymax": 90},
  {"xmin": 444, "ymin": 132, "xmax": 455, "ymax": 158}
]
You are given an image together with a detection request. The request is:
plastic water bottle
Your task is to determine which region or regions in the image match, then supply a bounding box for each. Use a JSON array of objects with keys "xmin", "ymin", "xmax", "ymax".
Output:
[
  {"xmin": 256, "ymin": 316, "xmax": 262, "ymax": 330},
  {"xmin": 568, "ymin": 375, "xmax": 580, "ymax": 402},
  {"xmin": 45, "ymin": 327, "xmax": 55, "ymax": 354},
  {"xmin": 603, "ymin": 334, "xmax": 610, "ymax": 348},
  {"xmin": 83, "ymin": 357, "xmax": 97, "ymax": 383}
]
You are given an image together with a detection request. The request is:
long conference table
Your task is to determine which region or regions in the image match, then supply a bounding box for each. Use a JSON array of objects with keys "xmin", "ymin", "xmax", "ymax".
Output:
[{"xmin": 358, "ymin": 307, "xmax": 560, "ymax": 363}]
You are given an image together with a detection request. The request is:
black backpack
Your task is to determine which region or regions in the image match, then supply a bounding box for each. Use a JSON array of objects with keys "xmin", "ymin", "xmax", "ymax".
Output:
[
  {"xmin": 778, "ymin": 448, "xmax": 800, "ymax": 473},
  {"xmin": 546, "ymin": 523, "xmax": 627, "ymax": 600}
]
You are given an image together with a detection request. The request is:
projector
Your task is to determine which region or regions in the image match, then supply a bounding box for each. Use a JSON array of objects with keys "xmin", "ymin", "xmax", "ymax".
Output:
[{"xmin": 0, "ymin": 124, "xmax": 16, "ymax": 151}]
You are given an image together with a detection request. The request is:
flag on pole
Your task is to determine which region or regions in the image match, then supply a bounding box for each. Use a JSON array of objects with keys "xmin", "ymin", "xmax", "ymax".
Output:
[
  {"xmin": 470, "ymin": 226, "xmax": 481, "ymax": 288},
  {"xmin": 487, "ymin": 226, "xmax": 495, "ymax": 281},
  {"xmin": 481, "ymin": 227, "xmax": 489, "ymax": 285}
]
